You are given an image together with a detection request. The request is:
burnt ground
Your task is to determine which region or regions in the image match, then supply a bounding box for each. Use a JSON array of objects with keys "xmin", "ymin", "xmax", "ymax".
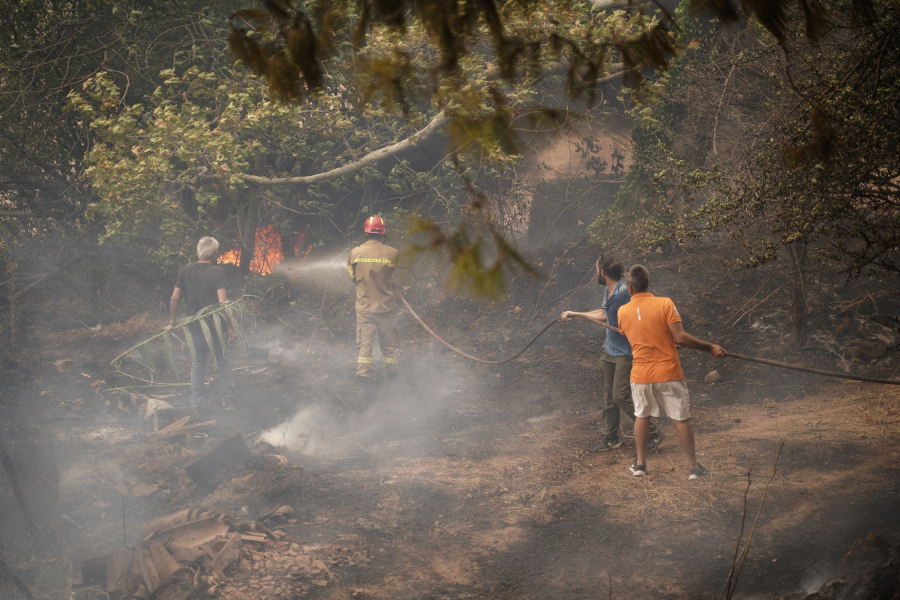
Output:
[{"xmin": 3, "ymin": 241, "xmax": 900, "ymax": 599}]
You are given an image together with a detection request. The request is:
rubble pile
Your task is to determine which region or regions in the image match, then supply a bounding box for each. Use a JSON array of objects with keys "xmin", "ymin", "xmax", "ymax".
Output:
[
  {"xmin": 219, "ymin": 538, "xmax": 370, "ymax": 598},
  {"xmin": 81, "ymin": 505, "xmax": 369, "ymax": 599}
]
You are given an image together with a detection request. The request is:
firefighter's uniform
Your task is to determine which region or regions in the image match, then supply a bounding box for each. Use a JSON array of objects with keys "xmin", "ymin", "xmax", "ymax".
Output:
[{"xmin": 347, "ymin": 239, "xmax": 400, "ymax": 377}]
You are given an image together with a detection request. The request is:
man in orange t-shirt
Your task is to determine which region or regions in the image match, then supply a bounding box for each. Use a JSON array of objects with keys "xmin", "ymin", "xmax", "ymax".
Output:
[{"xmin": 617, "ymin": 265, "xmax": 725, "ymax": 480}]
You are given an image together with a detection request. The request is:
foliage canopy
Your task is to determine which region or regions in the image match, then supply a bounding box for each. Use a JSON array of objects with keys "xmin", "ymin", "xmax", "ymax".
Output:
[
  {"xmin": 592, "ymin": 0, "xmax": 900, "ymax": 275},
  {"xmin": 1, "ymin": 0, "xmax": 894, "ymax": 301}
]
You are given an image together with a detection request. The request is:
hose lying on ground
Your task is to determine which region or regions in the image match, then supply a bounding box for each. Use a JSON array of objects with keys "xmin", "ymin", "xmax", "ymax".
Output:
[{"xmin": 397, "ymin": 290, "xmax": 900, "ymax": 385}]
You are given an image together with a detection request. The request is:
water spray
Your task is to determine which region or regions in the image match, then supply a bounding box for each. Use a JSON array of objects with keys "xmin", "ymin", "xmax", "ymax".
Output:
[{"xmin": 274, "ymin": 254, "xmax": 351, "ymax": 287}]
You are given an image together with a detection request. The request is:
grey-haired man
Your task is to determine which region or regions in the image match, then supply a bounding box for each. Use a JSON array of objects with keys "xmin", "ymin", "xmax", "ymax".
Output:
[{"xmin": 165, "ymin": 236, "xmax": 236, "ymax": 407}]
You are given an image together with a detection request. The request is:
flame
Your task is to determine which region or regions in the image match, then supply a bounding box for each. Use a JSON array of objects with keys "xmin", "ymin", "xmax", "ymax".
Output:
[
  {"xmin": 292, "ymin": 231, "xmax": 312, "ymax": 258},
  {"xmin": 219, "ymin": 248, "xmax": 241, "ymax": 267},
  {"xmin": 218, "ymin": 225, "xmax": 285, "ymax": 275},
  {"xmin": 252, "ymin": 225, "xmax": 284, "ymax": 274}
]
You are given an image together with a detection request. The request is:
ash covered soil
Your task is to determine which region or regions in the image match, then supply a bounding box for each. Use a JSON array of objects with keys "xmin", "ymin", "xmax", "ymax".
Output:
[{"xmin": 8, "ymin": 243, "xmax": 900, "ymax": 599}]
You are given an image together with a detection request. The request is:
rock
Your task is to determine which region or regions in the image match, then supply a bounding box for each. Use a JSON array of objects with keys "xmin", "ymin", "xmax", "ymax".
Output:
[
  {"xmin": 704, "ymin": 370, "xmax": 723, "ymax": 384},
  {"xmin": 845, "ymin": 532, "xmax": 890, "ymax": 564}
]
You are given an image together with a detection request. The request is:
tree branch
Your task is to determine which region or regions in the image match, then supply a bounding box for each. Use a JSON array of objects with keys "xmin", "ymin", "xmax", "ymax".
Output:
[
  {"xmin": 239, "ymin": 63, "xmax": 639, "ymax": 187},
  {"xmin": 0, "ymin": 211, "xmax": 32, "ymax": 218},
  {"xmin": 554, "ymin": 58, "xmax": 643, "ymax": 86},
  {"xmin": 10, "ymin": 272, "xmax": 52, "ymax": 303},
  {"xmin": 242, "ymin": 109, "xmax": 451, "ymax": 186},
  {"xmin": 713, "ymin": 61, "xmax": 739, "ymax": 157},
  {"xmin": 585, "ymin": 64, "xmax": 643, "ymax": 86}
]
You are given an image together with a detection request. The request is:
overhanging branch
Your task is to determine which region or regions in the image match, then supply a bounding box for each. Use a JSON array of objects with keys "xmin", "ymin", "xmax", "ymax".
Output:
[
  {"xmin": 238, "ymin": 64, "xmax": 638, "ymax": 187},
  {"xmin": 242, "ymin": 109, "xmax": 451, "ymax": 186}
]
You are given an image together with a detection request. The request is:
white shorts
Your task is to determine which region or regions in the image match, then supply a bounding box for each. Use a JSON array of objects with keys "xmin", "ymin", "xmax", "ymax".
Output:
[{"xmin": 631, "ymin": 379, "xmax": 691, "ymax": 421}]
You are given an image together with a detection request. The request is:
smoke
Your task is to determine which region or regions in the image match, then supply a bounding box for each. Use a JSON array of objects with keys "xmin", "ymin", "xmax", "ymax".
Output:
[
  {"xmin": 257, "ymin": 353, "xmax": 472, "ymax": 458},
  {"xmin": 256, "ymin": 385, "xmax": 433, "ymax": 457},
  {"xmin": 259, "ymin": 337, "xmax": 309, "ymax": 365},
  {"xmin": 259, "ymin": 250, "xmax": 481, "ymax": 458},
  {"xmin": 799, "ymin": 570, "xmax": 832, "ymax": 595},
  {"xmin": 260, "ymin": 405, "xmax": 338, "ymax": 454}
]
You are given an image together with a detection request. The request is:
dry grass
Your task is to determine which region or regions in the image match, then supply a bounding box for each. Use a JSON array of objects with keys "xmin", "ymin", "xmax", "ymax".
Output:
[
  {"xmin": 95, "ymin": 313, "xmax": 159, "ymax": 340},
  {"xmin": 33, "ymin": 313, "xmax": 159, "ymax": 350},
  {"xmin": 858, "ymin": 392, "xmax": 900, "ymax": 438},
  {"xmin": 609, "ymin": 457, "xmax": 737, "ymax": 520}
]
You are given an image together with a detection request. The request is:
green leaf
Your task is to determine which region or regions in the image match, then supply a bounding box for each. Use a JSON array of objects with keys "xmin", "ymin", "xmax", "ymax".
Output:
[
  {"xmin": 137, "ymin": 343, "xmax": 157, "ymax": 377},
  {"xmin": 183, "ymin": 326, "xmax": 199, "ymax": 366},
  {"xmin": 162, "ymin": 333, "xmax": 180, "ymax": 381},
  {"xmin": 212, "ymin": 312, "xmax": 228, "ymax": 360},
  {"xmin": 198, "ymin": 317, "xmax": 216, "ymax": 356}
]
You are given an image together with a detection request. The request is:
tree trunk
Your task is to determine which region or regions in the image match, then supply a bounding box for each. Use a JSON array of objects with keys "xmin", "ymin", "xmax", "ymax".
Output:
[
  {"xmin": 238, "ymin": 200, "xmax": 258, "ymax": 278},
  {"xmin": 789, "ymin": 240, "xmax": 808, "ymax": 348},
  {"xmin": 239, "ymin": 232, "xmax": 253, "ymax": 278}
]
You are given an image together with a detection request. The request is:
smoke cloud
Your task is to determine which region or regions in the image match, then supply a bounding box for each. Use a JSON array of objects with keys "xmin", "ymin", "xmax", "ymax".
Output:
[
  {"xmin": 257, "ymin": 349, "xmax": 476, "ymax": 458},
  {"xmin": 260, "ymin": 405, "xmax": 337, "ymax": 454}
]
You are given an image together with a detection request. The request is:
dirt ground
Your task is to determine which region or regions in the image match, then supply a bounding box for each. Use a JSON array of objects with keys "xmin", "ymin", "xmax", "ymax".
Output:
[{"xmin": 4, "ymin": 243, "xmax": 900, "ymax": 599}]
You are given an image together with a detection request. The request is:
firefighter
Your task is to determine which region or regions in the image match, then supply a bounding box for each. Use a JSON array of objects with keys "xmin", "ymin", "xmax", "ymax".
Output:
[{"xmin": 347, "ymin": 216, "xmax": 400, "ymax": 380}]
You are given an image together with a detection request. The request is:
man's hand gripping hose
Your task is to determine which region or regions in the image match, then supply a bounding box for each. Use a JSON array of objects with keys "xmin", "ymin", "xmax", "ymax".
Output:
[{"xmin": 396, "ymin": 289, "xmax": 900, "ymax": 385}]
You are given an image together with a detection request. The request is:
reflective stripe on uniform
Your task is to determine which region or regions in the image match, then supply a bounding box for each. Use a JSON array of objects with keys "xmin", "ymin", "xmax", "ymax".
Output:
[
  {"xmin": 383, "ymin": 357, "xmax": 397, "ymax": 364},
  {"xmin": 352, "ymin": 257, "xmax": 395, "ymax": 266},
  {"xmin": 357, "ymin": 357, "xmax": 373, "ymax": 363},
  {"xmin": 346, "ymin": 265, "xmax": 354, "ymax": 278}
]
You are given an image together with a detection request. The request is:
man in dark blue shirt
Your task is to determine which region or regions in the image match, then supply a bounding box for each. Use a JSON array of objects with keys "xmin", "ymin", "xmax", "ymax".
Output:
[{"xmin": 561, "ymin": 254, "xmax": 663, "ymax": 452}]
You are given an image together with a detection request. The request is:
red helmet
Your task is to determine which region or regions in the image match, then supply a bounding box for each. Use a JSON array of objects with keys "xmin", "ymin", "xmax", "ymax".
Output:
[{"xmin": 363, "ymin": 215, "xmax": 386, "ymax": 235}]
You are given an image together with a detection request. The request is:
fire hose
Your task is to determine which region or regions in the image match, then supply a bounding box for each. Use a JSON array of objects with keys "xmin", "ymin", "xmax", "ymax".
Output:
[
  {"xmin": 396, "ymin": 290, "xmax": 900, "ymax": 385},
  {"xmin": 397, "ymin": 289, "xmax": 565, "ymax": 365},
  {"xmin": 720, "ymin": 351, "xmax": 900, "ymax": 385}
]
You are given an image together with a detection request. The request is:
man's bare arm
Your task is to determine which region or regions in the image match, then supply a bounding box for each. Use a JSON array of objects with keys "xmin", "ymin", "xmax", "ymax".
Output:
[
  {"xmin": 560, "ymin": 309, "xmax": 622, "ymax": 334},
  {"xmin": 166, "ymin": 288, "xmax": 182, "ymax": 332},
  {"xmin": 560, "ymin": 309, "xmax": 607, "ymax": 322},
  {"xmin": 668, "ymin": 321, "xmax": 725, "ymax": 357}
]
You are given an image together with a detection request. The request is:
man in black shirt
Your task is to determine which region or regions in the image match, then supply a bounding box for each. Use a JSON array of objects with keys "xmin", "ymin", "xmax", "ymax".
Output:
[{"xmin": 165, "ymin": 236, "xmax": 236, "ymax": 407}]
